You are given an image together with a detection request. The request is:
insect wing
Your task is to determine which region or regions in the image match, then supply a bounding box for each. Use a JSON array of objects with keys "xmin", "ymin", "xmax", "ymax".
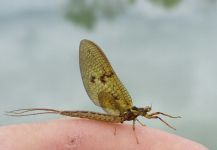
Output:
[{"xmin": 79, "ymin": 39, "xmax": 133, "ymax": 115}]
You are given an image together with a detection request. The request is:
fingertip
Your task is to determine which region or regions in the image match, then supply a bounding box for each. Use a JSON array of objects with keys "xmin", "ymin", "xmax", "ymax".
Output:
[{"xmin": 0, "ymin": 119, "xmax": 208, "ymax": 150}]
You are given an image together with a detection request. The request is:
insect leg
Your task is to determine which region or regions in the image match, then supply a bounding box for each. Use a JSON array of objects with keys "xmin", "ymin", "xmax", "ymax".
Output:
[
  {"xmin": 113, "ymin": 126, "xmax": 117, "ymax": 136},
  {"xmin": 133, "ymin": 119, "xmax": 136, "ymax": 130},
  {"xmin": 132, "ymin": 119, "xmax": 139, "ymax": 144},
  {"xmin": 148, "ymin": 115, "xmax": 176, "ymax": 130},
  {"xmin": 149, "ymin": 112, "xmax": 181, "ymax": 118},
  {"xmin": 136, "ymin": 119, "xmax": 146, "ymax": 126}
]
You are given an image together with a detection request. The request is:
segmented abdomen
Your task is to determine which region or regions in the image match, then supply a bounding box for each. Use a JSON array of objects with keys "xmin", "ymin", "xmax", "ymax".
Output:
[{"xmin": 60, "ymin": 111, "xmax": 123, "ymax": 123}]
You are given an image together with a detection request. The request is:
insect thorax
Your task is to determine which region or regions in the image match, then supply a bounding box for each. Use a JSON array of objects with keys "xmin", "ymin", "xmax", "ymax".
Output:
[
  {"xmin": 121, "ymin": 106, "xmax": 150, "ymax": 121},
  {"xmin": 121, "ymin": 106, "xmax": 139, "ymax": 121}
]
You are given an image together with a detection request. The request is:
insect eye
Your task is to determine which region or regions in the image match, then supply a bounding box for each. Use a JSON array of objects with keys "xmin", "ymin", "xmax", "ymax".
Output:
[
  {"xmin": 148, "ymin": 107, "xmax": 152, "ymax": 112},
  {"xmin": 144, "ymin": 106, "xmax": 151, "ymax": 112},
  {"xmin": 132, "ymin": 106, "xmax": 138, "ymax": 110}
]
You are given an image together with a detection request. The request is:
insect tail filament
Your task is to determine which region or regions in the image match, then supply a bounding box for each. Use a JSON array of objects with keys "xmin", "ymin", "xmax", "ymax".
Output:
[{"xmin": 5, "ymin": 108, "xmax": 60, "ymax": 117}]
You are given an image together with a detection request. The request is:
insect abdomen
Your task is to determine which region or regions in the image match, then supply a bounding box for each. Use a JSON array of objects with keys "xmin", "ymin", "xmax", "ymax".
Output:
[{"xmin": 60, "ymin": 111, "xmax": 123, "ymax": 123}]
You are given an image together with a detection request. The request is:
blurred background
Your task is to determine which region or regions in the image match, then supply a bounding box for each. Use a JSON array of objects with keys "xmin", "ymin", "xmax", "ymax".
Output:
[{"xmin": 0, "ymin": 0, "xmax": 216, "ymax": 149}]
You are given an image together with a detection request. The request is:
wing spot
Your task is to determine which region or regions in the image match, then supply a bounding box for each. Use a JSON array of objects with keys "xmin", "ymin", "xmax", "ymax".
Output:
[
  {"xmin": 100, "ymin": 75, "xmax": 106, "ymax": 84},
  {"xmin": 99, "ymin": 71, "xmax": 114, "ymax": 84},
  {"xmin": 90, "ymin": 76, "xmax": 96, "ymax": 83}
]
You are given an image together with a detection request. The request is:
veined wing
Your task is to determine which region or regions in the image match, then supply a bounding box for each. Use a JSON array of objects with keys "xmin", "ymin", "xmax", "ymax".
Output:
[{"xmin": 79, "ymin": 39, "xmax": 133, "ymax": 115}]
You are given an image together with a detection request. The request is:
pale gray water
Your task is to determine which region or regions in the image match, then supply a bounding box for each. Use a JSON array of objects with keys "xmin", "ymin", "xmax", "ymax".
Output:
[{"xmin": 0, "ymin": 0, "xmax": 217, "ymax": 149}]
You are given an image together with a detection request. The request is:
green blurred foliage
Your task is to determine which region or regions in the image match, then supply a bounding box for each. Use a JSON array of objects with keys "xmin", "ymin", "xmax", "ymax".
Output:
[
  {"xmin": 150, "ymin": 0, "xmax": 181, "ymax": 9},
  {"xmin": 65, "ymin": 0, "xmax": 97, "ymax": 29},
  {"xmin": 65, "ymin": 0, "xmax": 216, "ymax": 29},
  {"xmin": 65, "ymin": 0, "xmax": 182, "ymax": 30},
  {"xmin": 65, "ymin": 0, "xmax": 126, "ymax": 30}
]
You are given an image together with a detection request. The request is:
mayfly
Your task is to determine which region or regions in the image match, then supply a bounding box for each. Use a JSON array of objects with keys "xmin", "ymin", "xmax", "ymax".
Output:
[{"xmin": 6, "ymin": 39, "xmax": 181, "ymax": 143}]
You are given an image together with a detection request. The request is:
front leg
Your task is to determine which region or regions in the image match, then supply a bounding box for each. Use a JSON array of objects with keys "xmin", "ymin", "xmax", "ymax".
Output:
[
  {"xmin": 149, "ymin": 112, "xmax": 181, "ymax": 118},
  {"xmin": 145, "ymin": 114, "xmax": 176, "ymax": 130}
]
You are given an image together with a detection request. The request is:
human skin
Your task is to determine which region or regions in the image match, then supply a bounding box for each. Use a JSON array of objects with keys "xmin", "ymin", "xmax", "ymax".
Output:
[{"xmin": 0, "ymin": 119, "xmax": 207, "ymax": 150}]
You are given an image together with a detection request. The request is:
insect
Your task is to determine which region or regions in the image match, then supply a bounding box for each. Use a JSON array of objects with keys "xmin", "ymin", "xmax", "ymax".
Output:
[{"xmin": 6, "ymin": 39, "xmax": 181, "ymax": 143}]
